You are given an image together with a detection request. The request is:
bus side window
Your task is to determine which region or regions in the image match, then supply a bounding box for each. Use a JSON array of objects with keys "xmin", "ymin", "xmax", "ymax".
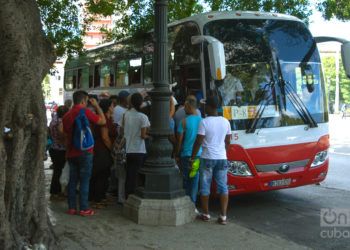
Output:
[
  {"xmin": 72, "ymin": 70, "xmax": 77, "ymax": 89},
  {"xmin": 94, "ymin": 65, "xmax": 100, "ymax": 88},
  {"xmin": 64, "ymin": 70, "xmax": 74, "ymax": 90},
  {"xmin": 101, "ymin": 63, "xmax": 114, "ymax": 87},
  {"xmin": 77, "ymin": 69, "xmax": 82, "ymax": 89},
  {"xmin": 89, "ymin": 66, "xmax": 94, "ymax": 88},
  {"xmin": 129, "ymin": 58, "xmax": 142, "ymax": 85},
  {"xmin": 143, "ymin": 54, "xmax": 153, "ymax": 85},
  {"xmin": 116, "ymin": 60, "xmax": 129, "ymax": 87},
  {"xmin": 81, "ymin": 67, "xmax": 89, "ymax": 89}
]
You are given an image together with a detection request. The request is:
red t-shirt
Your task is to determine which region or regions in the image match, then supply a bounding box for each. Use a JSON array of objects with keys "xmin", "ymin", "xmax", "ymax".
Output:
[{"xmin": 63, "ymin": 104, "xmax": 100, "ymax": 158}]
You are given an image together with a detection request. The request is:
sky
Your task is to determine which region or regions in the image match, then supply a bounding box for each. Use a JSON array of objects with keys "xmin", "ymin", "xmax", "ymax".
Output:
[{"xmin": 308, "ymin": 8, "xmax": 350, "ymax": 52}]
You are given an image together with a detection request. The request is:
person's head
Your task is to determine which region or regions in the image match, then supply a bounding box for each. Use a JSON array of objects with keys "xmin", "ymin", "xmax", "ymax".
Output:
[
  {"xmin": 184, "ymin": 95, "xmax": 197, "ymax": 115},
  {"xmin": 64, "ymin": 99, "xmax": 73, "ymax": 109},
  {"xmin": 99, "ymin": 99, "xmax": 113, "ymax": 115},
  {"xmin": 99, "ymin": 91, "xmax": 110, "ymax": 100},
  {"xmin": 118, "ymin": 90, "xmax": 130, "ymax": 107},
  {"xmin": 130, "ymin": 93, "xmax": 143, "ymax": 111},
  {"xmin": 204, "ymin": 96, "xmax": 219, "ymax": 116},
  {"xmin": 109, "ymin": 95, "xmax": 119, "ymax": 107},
  {"xmin": 57, "ymin": 105, "xmax": 69, "ymax": 119},
  {"xmin": 73, "ymin": 90, "xmax": 89, "ymax": 106}
]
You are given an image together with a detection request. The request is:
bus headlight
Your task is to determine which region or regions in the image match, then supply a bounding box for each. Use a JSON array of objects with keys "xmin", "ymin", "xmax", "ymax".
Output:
[
  {"xmin": 311, "ymin": 150, "xmax": 328, "ymax": 167},
  {"xmin": 228, "ymin": 161, "xmax": 252, "ymax": 176}
]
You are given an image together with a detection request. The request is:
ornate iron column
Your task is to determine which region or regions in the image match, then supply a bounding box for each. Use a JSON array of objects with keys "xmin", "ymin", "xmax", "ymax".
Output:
[{"xmin": 135, "ymin": 0, "xmax": 184, "ymax": 199}]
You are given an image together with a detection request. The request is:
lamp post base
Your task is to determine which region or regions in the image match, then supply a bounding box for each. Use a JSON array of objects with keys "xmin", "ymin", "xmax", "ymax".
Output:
[{"xmin": 123, "ymin": 195, "xmax": 195, "ymax": 226}]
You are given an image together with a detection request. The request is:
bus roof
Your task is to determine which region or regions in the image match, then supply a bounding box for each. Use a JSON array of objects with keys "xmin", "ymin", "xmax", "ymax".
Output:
[
  {"xmin": 169, "ymin": 10, "xmax": 302, "ymax": 29},
  {"xmin": 65, "ymin": 11, "xmax": 302, "ymax": 69}
]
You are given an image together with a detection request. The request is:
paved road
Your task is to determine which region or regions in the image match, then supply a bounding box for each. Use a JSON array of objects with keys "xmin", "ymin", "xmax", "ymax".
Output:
[{"xmin": 209, "ymin": 115, "xmax": 350, "ymax": 250}]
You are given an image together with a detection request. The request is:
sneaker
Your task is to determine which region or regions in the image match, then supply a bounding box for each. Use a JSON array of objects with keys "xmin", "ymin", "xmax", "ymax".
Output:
[
  {"xmin": 79, "ymin": 209, "xmax": 95, "ymax": 216},
  {"xmin": 217, "ymin": 215, "xmax": 227, "ymax": 225},
  {"xmin": 66, "ymin": 209, "xmax": 77, "ymax": 215},
  {"xmin": 197, "ymin": 213, "xmax": 210, "ymax": 222}
]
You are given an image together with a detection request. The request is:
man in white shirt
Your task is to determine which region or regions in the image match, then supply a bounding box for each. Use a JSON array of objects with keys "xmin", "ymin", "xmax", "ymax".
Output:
[
  {"xmin": 113, "ymin": 90, "xmax": 130, "ymax": 127},
  {"xmin": 191, "ymin": 96, "xmax": 232, "ymax": 225},
  {"xmin": 218, "ymin": 72, "xmax": 244, "ymax": 106}
]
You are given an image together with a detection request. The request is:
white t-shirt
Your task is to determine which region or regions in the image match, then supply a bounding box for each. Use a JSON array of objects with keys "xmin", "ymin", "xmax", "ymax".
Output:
[
  {"xmin": 123, "ymin": 108, "xmax": 150, "ymax": 154},
  {"xmin": 113, "ymin": 105, "xmax": 127, "ymax": 126},
  {"xmin": 197, "ymin": 116, "xmax": 232, "ymax": 160},
  {"xmin": 219, "ymin": 74, "xmax": 244, "ymax": 105}
]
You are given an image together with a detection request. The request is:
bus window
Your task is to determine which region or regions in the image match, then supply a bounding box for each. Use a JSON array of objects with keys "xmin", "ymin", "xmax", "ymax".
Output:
[
  {"xmin": 89, "ymin": 66, "xmax": 94, "ymax": 88},
  {"xmin": 77, "ymin": 69, "xmax": 82, "ymax": 89},
  {"xmin": 143, "ymin": 54, "xmax": 153, "ymax": 85},
  {"xmin": 64, "ymin": 70, "xmax": 74, "ymax": 90},
  {"xmin": 129, "ymin": 58, "xmax": 142, "ymax": 85},
  {"xmin": 101, "ymin": 63, "xmax": 114, "ymax": 87},
  {"xmin": 94, "ymin": 65, "xmax": 100, "ymax": 88},
  {"xmin": 116, "ymin": 60, "xmax": 129, "ymax": 86},
  {"xmin": 81, "ymin": 67, "xmax": 89, "ymax": 89}
]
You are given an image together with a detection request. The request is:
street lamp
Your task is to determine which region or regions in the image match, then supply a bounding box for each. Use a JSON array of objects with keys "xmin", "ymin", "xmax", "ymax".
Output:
[{"xmin": 123, "ymin": 0, "xmax": 194, "ymax": 226}]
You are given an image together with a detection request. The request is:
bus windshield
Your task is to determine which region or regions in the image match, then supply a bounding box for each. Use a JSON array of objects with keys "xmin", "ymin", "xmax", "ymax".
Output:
[{"xmin": 203, "ymin": 19, "xmax": 328, "ymax": 130}]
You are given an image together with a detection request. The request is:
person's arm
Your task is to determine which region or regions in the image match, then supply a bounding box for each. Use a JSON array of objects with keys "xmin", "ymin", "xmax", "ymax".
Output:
[
  {"xmin": 89, "ymin": 98, "xmax": 106, "ymax": 125},
  {"xmin": 191, "ymin": 135, "xmax": 204, "ymax": 160},
  {"xmin": 101, "ymin": 126, "xmax": 112, "ymax": 150},
  {"xmin": 225, "ymin": 119, "xmax": 232, "ymax": 151},
  {"xmin": 225, "ymin": 134, "xmax": 231, "ymax": 151},
  {"xmin": 141, "ymin": 127, "xmax": 149, "ymax": 140},
  {"xmin": 169, "ymin": 96, "xmax": 175, "ymax": 118},
  {"xmin": 140, "ymin": 114, "xmax": 151, "ymax": 139},
  {"xmin": 175, "ymin": 119, "xmax": 185, "ymax": 157}
]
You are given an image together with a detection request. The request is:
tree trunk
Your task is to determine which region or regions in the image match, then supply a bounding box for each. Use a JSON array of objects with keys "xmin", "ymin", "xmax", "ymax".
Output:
[{"xmin": 0, "ymin": 1, "xmax": 56, "ymax": 249}]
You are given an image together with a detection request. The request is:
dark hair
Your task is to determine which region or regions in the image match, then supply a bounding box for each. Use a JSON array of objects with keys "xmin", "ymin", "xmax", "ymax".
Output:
[
  {"xmin": 130, "ymin": 93, "xmax": 143, "ymax": 111},
  {"xmin": 73, "ymin": 90, "xmax": 89, "ymax": 105},
  {"xmin": 99, "ymin": 99, "xmax": 112, "ymax": 114},
  {"xmin": 57, "ymin": 105, "xmax": 69, "ymax": 118},
  {"xmin": 205, "ymin": 95, "xmax": 219, "ymax": 109},
  {"xmin": 109, "ymin": 95, "xmax": 118, "ymax": 101}
]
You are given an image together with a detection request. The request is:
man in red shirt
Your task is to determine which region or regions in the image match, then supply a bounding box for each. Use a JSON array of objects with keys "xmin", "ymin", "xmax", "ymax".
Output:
[{"xmin": 63, "ymin": 90, "xmax": 106, "ymax": 216}]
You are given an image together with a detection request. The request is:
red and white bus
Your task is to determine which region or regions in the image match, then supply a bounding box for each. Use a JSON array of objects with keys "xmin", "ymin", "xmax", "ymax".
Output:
[{"xmin": 64, "ymin": 11, "xmax": 350, "ymax": 195}]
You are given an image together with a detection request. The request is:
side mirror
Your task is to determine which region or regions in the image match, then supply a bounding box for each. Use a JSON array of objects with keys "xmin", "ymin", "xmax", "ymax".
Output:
[
  {"xmin": 191, "ymin": 35, "xmax": 226, "ymax": 81},
  {"xmin": 341, "ymin": 42, "xmax": 350, "ymax": 78},
  {"xmin": 208, "ymin": 40, "xmax": 226, "ymax": 80}
]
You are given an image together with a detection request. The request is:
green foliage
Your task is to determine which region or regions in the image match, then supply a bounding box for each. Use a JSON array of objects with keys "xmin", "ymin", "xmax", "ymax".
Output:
[
  {"xmin": 37, "ymin": 0, "xmax": 84, "ymax": 57},
  {"xmin": 35, "ymin": 0, "xmax": 350, "ymax": 57},
  {"xmin": 204, "ymin": 0, "xmax": 312, "ymax": 20},
  {"xmin": 322, "ymin": 55, "xmax": 350, "ymax": 108},
  {"xmin": 317, "ymin": 0, "xmax": 350, "ymax": 21}
]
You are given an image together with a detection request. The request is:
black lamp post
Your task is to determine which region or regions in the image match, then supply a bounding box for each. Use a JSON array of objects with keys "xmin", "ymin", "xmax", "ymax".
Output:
[{"xmin": 135, "ymin": 0, "xmax": 185, "ymax": 199}]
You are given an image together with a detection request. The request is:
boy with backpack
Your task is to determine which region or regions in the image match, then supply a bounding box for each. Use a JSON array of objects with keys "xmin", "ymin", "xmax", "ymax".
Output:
[{"xmin": 62, "ymin": 90, "xmax": 106, "ymax": 216}]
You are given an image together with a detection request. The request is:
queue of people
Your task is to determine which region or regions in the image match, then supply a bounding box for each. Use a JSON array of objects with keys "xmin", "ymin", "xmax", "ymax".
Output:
[{"xmin": 47, "ymin": 89, "xmax": 231, "ymax": 225}]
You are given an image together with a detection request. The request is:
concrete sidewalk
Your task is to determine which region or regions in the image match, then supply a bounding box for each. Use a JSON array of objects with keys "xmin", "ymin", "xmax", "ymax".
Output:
[{"xmin": 49, "ymin": 198, "xmax": 309, "ymax": 250}]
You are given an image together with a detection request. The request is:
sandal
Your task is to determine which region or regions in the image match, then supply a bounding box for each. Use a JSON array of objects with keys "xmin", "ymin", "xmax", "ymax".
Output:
[
  {"xmin": 197, "ymin": 213, "xmax": 210, "ymax": 222},
  {"xmin": 66, "ymin": 209, "xmax": 77, "ymax": 215},
  {"xmin": 217, "ymin": 216, "xmax": 227, "ymax": 225},
  {"xmin": 79, "ymin": 209, "xmax": 95, "ymax": 216}
]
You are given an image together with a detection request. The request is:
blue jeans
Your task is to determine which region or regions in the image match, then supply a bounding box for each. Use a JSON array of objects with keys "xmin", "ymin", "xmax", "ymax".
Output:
[
  {"xmin": 200, "ymin": 158, "xmax": 228, "ymax": 196},
  {"xmin": 67, "ymin": 152, "xmax": 93, "ymax": 210},
  {"xmin": 180, "ymin": 157, "xmax": 199, "ymax": 203}
]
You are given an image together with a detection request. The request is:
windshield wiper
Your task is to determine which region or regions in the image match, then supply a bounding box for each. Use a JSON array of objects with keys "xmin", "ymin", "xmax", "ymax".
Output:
[
  {"xmin": 283, "ymin": 80, "xmax": 318, "ymax": 128},
  {"xmin": 246, "ymin": 81, "xmax": 275, "ymax": 133},
  {"xmin": 275, "ymin": 58, "xmax": 318, "ymax": 128}
]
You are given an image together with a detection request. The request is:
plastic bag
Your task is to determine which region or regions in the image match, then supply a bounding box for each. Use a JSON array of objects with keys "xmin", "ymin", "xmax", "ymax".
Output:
[{"xmin": 60, "ymin": 162, "xmax": 70, "ymax": 187}]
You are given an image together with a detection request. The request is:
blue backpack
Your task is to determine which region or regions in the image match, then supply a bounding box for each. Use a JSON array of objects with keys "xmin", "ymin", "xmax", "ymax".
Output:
[{"xmin": 73, "ymin": 109, "xmax": 94, "ymax": 151}]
